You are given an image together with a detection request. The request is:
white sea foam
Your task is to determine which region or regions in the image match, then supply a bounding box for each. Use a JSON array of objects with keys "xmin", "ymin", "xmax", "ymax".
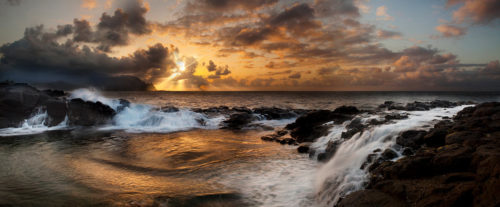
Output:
[
  {"xmin": 70, "ymin": 88, "xmax": 122, "ymax": 110},
  {"xmin": 314, "ymin": 105, "xmax": 471, "ymax": 206},
  {"xmin": 100, "ymin": 103, "xmax": 225, "ymax": 133},
  {"xmin": 0, "ymin": 109, "xmax": 68, "ymax": 136}
]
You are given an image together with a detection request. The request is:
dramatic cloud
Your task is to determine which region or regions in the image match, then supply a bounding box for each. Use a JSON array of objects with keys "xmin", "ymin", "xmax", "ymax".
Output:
[
  {"xmin": 0, "ymin": 25, "xmax": 175, "ymax": 90},
  {"xmin": 449, "ymin": 0, "xmax": 500, "ymax": 24}
]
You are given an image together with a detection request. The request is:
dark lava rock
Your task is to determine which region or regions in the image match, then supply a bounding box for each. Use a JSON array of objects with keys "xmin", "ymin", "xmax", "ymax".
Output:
[
  {"xmin": 42, "ymin": 89, "xmax": 65, "ymax": 97},
  {"xmin": 317, "ymin": 140, "xmax": 342, "ymax": 162},
  {"xmin": 286, "ymin": 106, "xmax": 359, "ymax": 143},
  {"xmin": 381, "ymin": 149, "xmax": 398, "ymax": 160},
  {"xmin": 117, "ymin": 99, "xmax": 131, "ymax": 112},
  {"xmin": 341, "ymin": 118, "xmax": 366, "ymax": 139},
  {"xmin": 45, "ymin": 98, "xmax": 68, "ymax": 126},
  {"xmin": 68, "ymin": 98, "xmax": 116, "ymax": 126},
  {"xmin": 161, "ymin": 105, "xmax": 179, "ymax": 113},
  {"xmin": 253, "ymin": 107, "xmax": 296, "ymax": 120},
  {"xmin": 232, "ymin": 107, "xmax": 252, "ymax": 114},
  {"xmin": 333, "ymin": 105, "xmax": 359, "ymax": 114},
  {"xmin": 0, "ymin": 83, "xmax": 50, "ymax": 127},
  {"xmin": 396, "ymin": 130, "xmax": 426, "ymax": 149},
  {"xmin": 279, "ymin": 137, "xmax": 296, "ymax": 145},
  {"xmin": 222, "ymin": 112, "xmax": 254, "ymax": 129},
  {"xmin": 345, "ymin": 102, "xmax": 500, "ymax": 207},
  {"xmin": 336, "ymin": 189, "xmax": 406, "ymax": 207},
  {"xmin": 384, "ymin": 113, "xmax": 408, "ymax": 121},
  {"xmin": 297, "ymin": 142, "xmax": 312, "ymax": 153},
  {"xmin": 401, "ymin": 148, "xmax": 414, "ymax": 156}
]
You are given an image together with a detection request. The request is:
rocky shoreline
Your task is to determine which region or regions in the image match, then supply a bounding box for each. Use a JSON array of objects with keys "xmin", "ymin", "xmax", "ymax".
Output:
[
  {"xmin": 1, "ymin": 83, "xmax": 499, "ymax": 206},
  {"xmin": 336, "ymin": 102, "xmax": 500, "ymax": 207}
]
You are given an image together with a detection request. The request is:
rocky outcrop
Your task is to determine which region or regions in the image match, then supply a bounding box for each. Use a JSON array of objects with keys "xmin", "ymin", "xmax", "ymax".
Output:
[
  {"xmin": 67, "ymin": 98, "xmax": 116, "ymax": 126},
  {"xmin": 378, "ymin": 100, "xmax": 461, "ymax": 111},
  {"xmin": 0, "ymin": 83, "xmax": 58, "ymax": 127},
  {"xmin": 221, "ymin": 112, "xmax": 255, "ymax": 129},
  {"xmin": 285, "ymin": 106, "xmax": 360, "ymax": 143},
  {"xmin": 338, "ymin": 102, "xmax": 500, "ymax": 207},
  {"xmin": 0, "ymin": 83, "xmax": 121, "ymax": 128}
]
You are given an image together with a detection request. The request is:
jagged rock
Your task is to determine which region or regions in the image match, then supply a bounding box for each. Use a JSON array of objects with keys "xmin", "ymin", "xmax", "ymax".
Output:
[
  {"xmin": 232, "ymin": 106, "xmax": 252, "ymax": 114},
  {"xmin": 253, "ymin": 107, "xmax": 296, "ymax": 120},
  {"xmin": 341, "ymin": 118, "xmax": 365, "ymax": 139},
  {"xmin": 286, "ymin": 106, "xmax": 359, "ymax": 143},
  {"xmin": 0, "ymin": 83, "xmax": 50, "ymax": 127},
  {"xmin": 381, "ymin": 149, "xmax": 398, "ymax": 160},
  {"xmin": 396, "ymin": 130, "xmax": 426, "ymax": 149},
  {"xmin": 317, "ymin": 140, "xmax": 342, "ymax": 162},
  {"xmin": 222, "ymin": 112, "xmax": 254, "ymax": 129},
  {"xmin": 297, "ymin": 142, "xmax": 312, "ymax": 153},
  {"xmin": 337, "ymin": 189, "xmax": 406, "ymax": 207},
  {"xmin": 45, "ymin": 98, "xmax": 67, "ymax": 126},
  {"xmin": 161, "ymin": 105, "xmax": 179, "ymax": 113},
  {"xmin": 67, "ymin": 98, "xmax": 116, "ymax": 126},
  {"xmin": 117, "ymin": 99, "xmax": 131, "ymax": 112},
  {"xmin": 384, "ymin": 113, "xmax": 408, "ymax": 121}
]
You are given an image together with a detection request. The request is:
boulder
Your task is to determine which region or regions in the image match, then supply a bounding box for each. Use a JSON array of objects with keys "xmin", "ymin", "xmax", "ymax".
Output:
[
  {"xmin": 45, "ymin": 98, "xmax": 68, "ymax": 126},
  {"xmin": 297, "ymin": 142, "xmax": 312, "ymax": 153},
  {"xmin": 336, "ymin": 189, "xmax": 406, "ymax": 207},
  {"xmin": 396, "ymin": 130, "xmax": 426, "ymax": 149},
  {"xmin": 222, "ymin": 112, "xmax": 254, "ymax": 129},
  {"xmin": 0, "ymin": 83, "xmax": 50, "ymax": 127},
  {"xmin": 286, "ymin": 106, "xmax": 359, "ymax": 143},
  {"xmin": 253, "ymin": 107, "xmax": 296, "ymax": 120},
  {"xmin": 67, "ymin": 98, "xmax": 116, "ymax": 126}
]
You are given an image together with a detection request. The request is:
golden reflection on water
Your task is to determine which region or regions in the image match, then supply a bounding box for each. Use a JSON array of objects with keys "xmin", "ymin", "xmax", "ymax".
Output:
[{"xmin": 52, "ymin": 129, "xmax": 292, "ymax": 206}]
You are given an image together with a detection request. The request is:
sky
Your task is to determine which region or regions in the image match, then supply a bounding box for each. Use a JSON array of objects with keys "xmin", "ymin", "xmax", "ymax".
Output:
[{"xmin": 0, "ymin": 0, "xmax": 499, "ymax": 91}]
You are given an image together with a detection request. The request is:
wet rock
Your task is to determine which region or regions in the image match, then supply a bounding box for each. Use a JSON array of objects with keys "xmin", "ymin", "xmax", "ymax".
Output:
[
  {"xmin": 286, "ymin": 106, "xmax": 359, "ymax": 143},
  {"xmin": 253, "ymin": 107, "xmax": 296, "ymax": 120},
  {"xmin": 381, "ymin": 149, "xmax": 398, "ymax": 160},
  {"xmin": 333, "ymin": 105, "xmax": 359, "ymax": 114},
  {"xmin": 222, "ymin": 112, "xmax": 254, "ymax": 129},
  {"xmin": 67, "ymin": 98, "xmax": 116, "ymax": 126},
  {"xmin": 341, "ymin": 118, "xmax": 365, "ymax": 139},
  {"xmin": 279, "ymin": 137, "xmax": 296, "ymax": 145},
  {"xmin": 401, "ymin": 148, "xmax": 414, "ymax": 156},
  {"xmin": 297, "ymin": 142, "xmax": 312, "ymax": 153},
  {"xmin": 423, "ymin": 128, "xmax": 448, "ymax": 147},
  {"xmin": 261, "ymin": 135, "xmax": 275, "ymax": 142},
  {"xmin": 336, "ymin": 189, "xmax": 406, "ymax": 207},
  {"xmin": 161, "ymin": 105, "xmax": 179, "ymax": 113},
  {"xmin": 384, "ymin": 113, "xmax": 408, "ymax": 121},
  {"xmin": 0, "ymin": 83, "xmax": 50, "ymax": 127},
  {"xmin": 117, "ymin": 99, "xmax": 131, "ymax": 112},
  {"xmin": 232, "ymin": 106, "xmax": 252, "ymax": 114},
  {"xmin": 396, "ymin": 130, "xmax": 426, "ymax": 149},
  {"xmin": 317, "ymin": 140, "xmax": 342, "ymax": 162},
  {"xmin": 42, "ymin": 89, "xmax": 65, "ymax": 97},
  {"xmin": 45, "ymin": 98, "xmax": 67, "ymax": 126}
]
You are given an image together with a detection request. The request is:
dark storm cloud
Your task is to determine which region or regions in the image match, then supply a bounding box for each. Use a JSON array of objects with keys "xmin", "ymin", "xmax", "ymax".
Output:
[
  {"xmin": 0, "ymin": 25, "xmax": 175, "ymax": 90},
  {"xmin": 205, "ymin": 60, "xmax": 231, "ymax": 79},
  {"xmin": 206, "ymin": 60, "xmax": 217, "ymax": 72},
  {"xmin": 73, "ymin": 19, "xmax": 93, "ymax": 42}
]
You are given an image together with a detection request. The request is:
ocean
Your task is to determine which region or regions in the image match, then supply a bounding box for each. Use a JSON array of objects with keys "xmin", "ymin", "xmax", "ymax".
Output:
[{"xmin": 0, "ymin": 90, "xmax": 499, "ymax": 206}]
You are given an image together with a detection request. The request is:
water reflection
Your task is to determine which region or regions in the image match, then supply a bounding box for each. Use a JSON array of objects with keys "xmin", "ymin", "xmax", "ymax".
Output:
[{"xmin": 0, "ymin": 129, "xmax": 315, "ymax": 206}]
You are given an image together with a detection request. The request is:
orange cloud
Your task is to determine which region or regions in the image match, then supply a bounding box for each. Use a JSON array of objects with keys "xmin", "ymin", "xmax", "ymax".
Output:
[{"xmin": 81, "ymin": 0, "xmax": 97, "ymax": 9}]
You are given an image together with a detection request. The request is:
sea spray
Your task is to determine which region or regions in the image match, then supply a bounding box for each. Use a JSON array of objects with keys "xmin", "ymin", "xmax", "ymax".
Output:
[
  {"xmin": 314, "ymin": 105, "xmax": 471, "ymax": 206},
  {"xmin": 0, "ymin": 109, "xmax": 68, "ymax": 136}
]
